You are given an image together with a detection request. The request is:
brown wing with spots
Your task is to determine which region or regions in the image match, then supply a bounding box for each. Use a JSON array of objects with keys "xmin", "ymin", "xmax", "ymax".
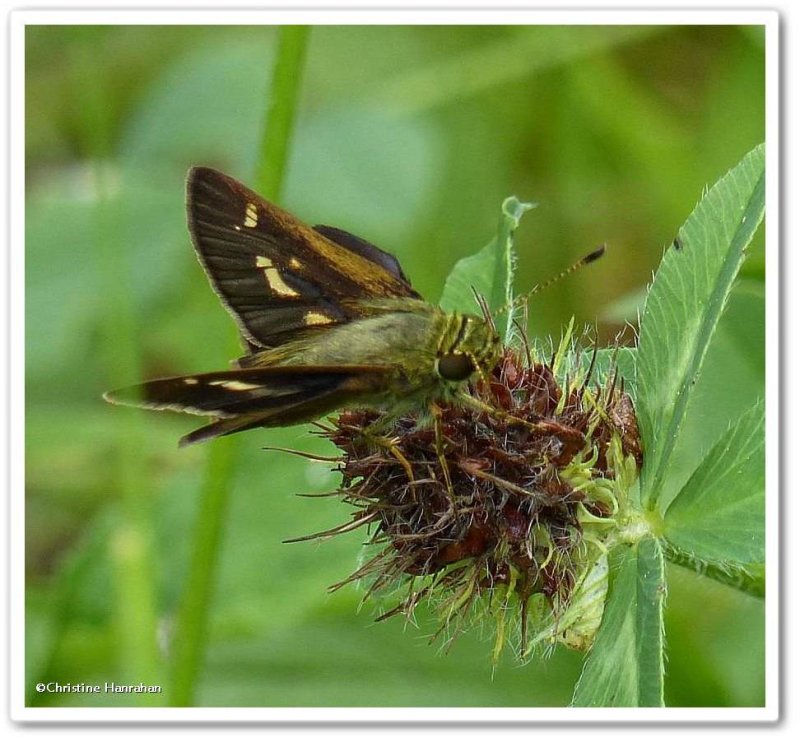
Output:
[
  {"xmin": 103, "ymin": 364, "xmax": 396, "ymax": 446},
  {"xmin": 186, "ymin": 167, "xmax": 421, "ymax": 349}
]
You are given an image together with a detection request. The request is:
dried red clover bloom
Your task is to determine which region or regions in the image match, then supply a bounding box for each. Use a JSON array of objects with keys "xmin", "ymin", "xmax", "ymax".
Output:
[{"xmin": 310, "ymin": 340, "xmax": 642, "ymax": 660}]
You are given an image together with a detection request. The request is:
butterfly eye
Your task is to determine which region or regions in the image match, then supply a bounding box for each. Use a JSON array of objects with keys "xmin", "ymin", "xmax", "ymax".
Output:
[{"xmin": 437, "ymin": 352, "xmax": 475, "ymax": 381}]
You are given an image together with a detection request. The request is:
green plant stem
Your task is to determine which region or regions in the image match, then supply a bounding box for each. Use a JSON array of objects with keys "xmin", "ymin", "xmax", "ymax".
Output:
[
  {"xmin": 255, "ymin": 26, "xmax": 310, "ymax": 200},
  {"xmin": 662, "ymin": 541, "xmax": 765, "ymax": 598},
  {"xmin": 167, "ymin": 25, "xmax": 311, "ymax": 707},
  {"xmin": 167, "ymin": 439, "xmax": 237, "ymax": 706}
]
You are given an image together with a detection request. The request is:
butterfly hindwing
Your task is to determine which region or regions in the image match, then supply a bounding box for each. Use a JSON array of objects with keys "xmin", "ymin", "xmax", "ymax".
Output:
[
  {"xmin": 186, "ymin": 167, "xmax": 420, "ymax": 349},
  {"xmin": 104, "ymin": 364, "xmax": 396, "ymax": 446},
  {"xmin": 312, "ymin": 225, "xmax": 414, "ymax": 285}
]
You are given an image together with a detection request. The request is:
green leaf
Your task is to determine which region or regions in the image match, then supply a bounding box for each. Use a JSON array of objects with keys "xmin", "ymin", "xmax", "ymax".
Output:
[
  {"xmin": 637, "ymin": 144, "xmax": 765, "ymax": 509},
  {"xmin": 660, "ymin": 280, "xmax": 765, "ymax": 513},
  {"xmin": 439, "ymin": 196, "xmax": 534, "ymax": 343},
  {"xmin": 663, "ymin": 399, "xmax": 764, "ymax": 566},
  {"xmin": 572, "ymin": 539, "xmax": 666, "ymax": 707}
]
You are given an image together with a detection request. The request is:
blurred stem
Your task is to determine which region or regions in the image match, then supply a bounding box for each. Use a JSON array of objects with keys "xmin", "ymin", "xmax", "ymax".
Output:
[
  {"xmin": 168, "ymin": 25, "xmax": 311, "ymax": 707},
  {"xmin": 167, "ymin": 439, "xmax": 237, "ymax": 706},
  {"xmin": 72, "ymin": 37, "xmax": 163, "ymax": 701},
  {"xmin": 255, "ymin": 26, "xmax": 310, "ymax": 199}
]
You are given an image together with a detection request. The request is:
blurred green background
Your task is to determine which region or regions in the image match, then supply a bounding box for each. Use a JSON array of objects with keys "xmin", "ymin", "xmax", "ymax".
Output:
[{"xmin": 25, "ymin": 24, "xmax": 765, "ymax": 707}]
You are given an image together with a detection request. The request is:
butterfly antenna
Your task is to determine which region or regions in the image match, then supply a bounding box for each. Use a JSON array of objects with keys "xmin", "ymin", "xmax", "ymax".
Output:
[{"xmin": 494, "ymin": 244, "xmax": 606, "ymax": 318}]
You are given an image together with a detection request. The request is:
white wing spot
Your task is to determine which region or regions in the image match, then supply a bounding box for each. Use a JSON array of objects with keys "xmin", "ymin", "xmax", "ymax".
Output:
[
  {"xmin": 304, "ymin": 311, "xmax": 335, "ymax": 326},
  {"xmin": 244, "ymin": 202, "xmax": 258, "ymax": 228},
  {"xmin": 208, "ymin": 380, "xmax": 263, "ymax": 391},
  {"xmin": 255, "ymin": 256, "xmax": 300, "ymax": 297},
  {"xmin": 183, "ymin": 378, "xmax": 199, "ymax": 385}
]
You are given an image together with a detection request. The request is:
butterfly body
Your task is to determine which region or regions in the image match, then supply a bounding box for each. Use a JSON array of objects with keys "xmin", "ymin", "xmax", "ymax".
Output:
[{"xmin": 104, "ymin": 167, "xmax": 502, "ymax": 446}]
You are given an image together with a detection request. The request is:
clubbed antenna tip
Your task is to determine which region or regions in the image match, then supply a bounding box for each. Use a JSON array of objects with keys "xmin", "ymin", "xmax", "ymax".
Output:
[{"xmin": 584, "ymin": 244, "xmax": 606, "ymax": 264}]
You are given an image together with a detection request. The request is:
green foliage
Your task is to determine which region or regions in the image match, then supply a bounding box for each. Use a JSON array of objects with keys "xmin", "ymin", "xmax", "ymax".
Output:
[
  {"xmin": 572, "ymin": 540, "xmax": 665, "ymax": 707},
  {"xmin": 637, "ymin": 144, "xmax": 766, "ymax": 511},
  {"xmin": 569, "ymin": 145, "xmax": 766, "ymax": 706},
  {"xmin": 663, "ymin": 400, "xmax": 765, "ymax": 567},
  {"xmin": 24, "ymin": 25, "xmax": 766, "ymax": 709},
  {"xmin": 436, "ymin": 143, "xmax": 766, "ymax": 707},
  {"xmin": 439, "ymin": 196, "xmax": 535, "ymax": 342}
]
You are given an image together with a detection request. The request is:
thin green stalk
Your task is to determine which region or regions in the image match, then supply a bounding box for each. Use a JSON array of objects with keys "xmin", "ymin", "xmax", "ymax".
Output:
[
  {"xmin": 167, "ymin": 439, "xmax": 238, "ymax": 706},
  {"xmin": 255, "ymin": 26, "xmax": 310, "ymax": 200},
  {"xmin": 662, "ymin": 541, "xmax": 765, "ymax": 598},
  {"xmin": 73, "ymin": 35, "xmax": 162, "ymax": 701},
  {"xmin": 168, "ymin": 26, "xmax": 311, "ymax": 707}
]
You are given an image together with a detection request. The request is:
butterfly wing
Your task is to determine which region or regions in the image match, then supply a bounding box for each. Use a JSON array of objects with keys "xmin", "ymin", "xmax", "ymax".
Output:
[
  {"xmin": 104, "ymin": 364, "xmax": 395, "ymax": 446},
  {"xmin": 186, "ymin": 167, "xmax": 421, "ymax": 350},
  {"xmin": 312, "ymin": 224, "xmax": 415, "ymax": 285}
]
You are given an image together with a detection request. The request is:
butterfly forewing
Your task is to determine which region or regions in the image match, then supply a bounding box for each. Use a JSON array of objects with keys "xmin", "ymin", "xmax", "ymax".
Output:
[{"xmin": 186, "ymin": 167, "xmax": 420, "ymax": 349}]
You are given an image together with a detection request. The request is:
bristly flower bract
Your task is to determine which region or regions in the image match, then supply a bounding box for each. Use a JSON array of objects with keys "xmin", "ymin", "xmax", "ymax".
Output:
[{"xmin": 308, "ymin": 328, "xmax": 642, "ymax": 662}]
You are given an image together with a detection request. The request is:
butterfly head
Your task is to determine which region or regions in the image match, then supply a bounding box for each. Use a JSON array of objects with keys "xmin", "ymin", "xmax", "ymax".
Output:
[{"xmin": 436, "ymin": 315, "xmax": 502, "ymax": 385}]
